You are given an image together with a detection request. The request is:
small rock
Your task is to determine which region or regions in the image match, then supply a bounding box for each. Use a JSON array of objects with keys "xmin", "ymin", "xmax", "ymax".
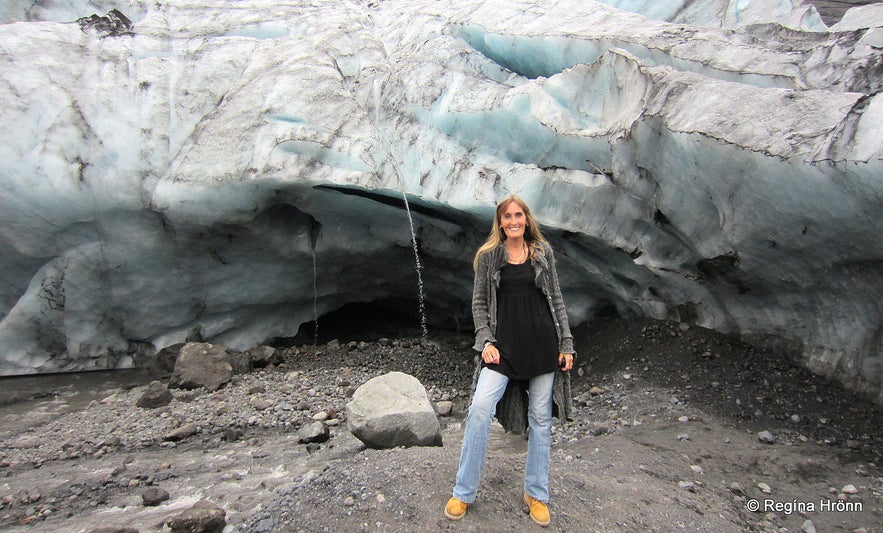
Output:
[
  {"xmin": 136, "ymin": 381, "xmax": 174, "ymax": 409},
  {"xmin": 801, "ymin": 519, "xmax": 817, "ymax": 533},
  {"xmin": 87, "ymin": 528, "xmax": 139, "ymax": 533},
  {"xmin": 590, "ymin": 421, "xmax": 614, "ymax": 436},
  {"xmin": 588, "ymin": 386, "xmax": 604, "ymax": 396},
  {"xmin": 142, "ymin": 487, "xmax": 170, "ymax": 507},
  {"xmin": 250, "ymin": 345, "xmax": 280, "ymax": 367},
  {"xmin": 77, "ymin": 9, "xmax": 133, "ymax": 38},
  {"xmin": 296, "ymin": 421, "xmax": 329, "ymax": 444},
  {"xmin": 757, "ymin": 482, "xmax": 772, "ymax": 494},
  {"xmin": 312, "ymin": 411, "xmax": 329, "ymax": 421},
  {"xmin": 690, "ymin": 465, "xmax": 703, "ymax": 475},
  {"xmin": 169, "ymin": 343, "xmax": 233, "ymax": 392},
  {"xmin": 227, "ymin": 351, "xmax": 252, "ymax": 374},
  {"xmin": 250, "ymin": 398, "xmax": 274, "ymax": 411},
  {"xmin": 729, "ymin": 482, "xmax": 744, "ymax": 495},
  {"xmin": 840, "ymin": 484, "xmax": 858, "ymax": 494},
  {"xmin": 165, "ymin": 499, "xmax": 226, "ymax": 533},
  {"xmin": 435, "ymin": 401, "xmax": 453, "ymax": 416},
  {"xmin": 678, "ymin": 481, "xmax": 696, "ymax": 492},
  {"xmin": 677, "ymin": 433, "xmax": 690, "ymax": 441},
  {"xmin": 165, "ymin": 423, "xmax": 198, "ymax": 441},
  {"xmin": 223, "ymin": 427, "xmax": 244, "ymax": 442},
  {"xmin": 757, "ymin": 430, "xmax": 776, "ymax": 444}
]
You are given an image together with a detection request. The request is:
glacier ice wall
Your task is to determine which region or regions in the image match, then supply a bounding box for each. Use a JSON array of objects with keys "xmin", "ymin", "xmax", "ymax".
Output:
[{"xmin": 0, "ymin": 0, "xmax": 881, "ymax": 403}]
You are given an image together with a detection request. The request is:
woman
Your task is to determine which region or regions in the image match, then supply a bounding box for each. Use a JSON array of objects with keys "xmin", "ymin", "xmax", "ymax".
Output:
[{"xmin": 445, "ymin": 195, "xmax": 575, "ymax": 527}]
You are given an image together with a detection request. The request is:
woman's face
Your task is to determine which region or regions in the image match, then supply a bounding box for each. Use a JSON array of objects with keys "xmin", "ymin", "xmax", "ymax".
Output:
[{"xmin": 500, "ymin": 201, "xmax": 527, "ymax": 240}]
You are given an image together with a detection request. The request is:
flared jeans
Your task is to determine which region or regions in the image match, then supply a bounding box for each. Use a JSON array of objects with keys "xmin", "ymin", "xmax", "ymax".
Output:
[{"xmin": 452, "ymin": 367, "xmax": 555, "ymax": 503}]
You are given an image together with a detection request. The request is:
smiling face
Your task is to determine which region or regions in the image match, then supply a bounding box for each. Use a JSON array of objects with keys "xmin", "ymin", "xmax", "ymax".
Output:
[{"xmin": 499, "ymin": 200, "xmax": 527, "ymax": 241}]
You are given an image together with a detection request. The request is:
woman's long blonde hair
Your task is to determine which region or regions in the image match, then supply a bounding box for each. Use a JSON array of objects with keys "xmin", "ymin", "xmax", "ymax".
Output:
[{"xmin": 473, "ymin": 195, "xmax": 548, "ymax": 271}]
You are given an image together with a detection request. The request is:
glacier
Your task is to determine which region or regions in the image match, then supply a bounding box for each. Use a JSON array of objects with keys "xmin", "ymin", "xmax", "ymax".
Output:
[{"xmin": 0, "ymin": 0, "xmax": 881, "ymax": 403}]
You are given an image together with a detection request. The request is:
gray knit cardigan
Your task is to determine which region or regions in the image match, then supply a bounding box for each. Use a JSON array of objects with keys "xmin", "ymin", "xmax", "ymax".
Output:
[{"xmin": 470, "ymin": 242, "xmax": 575, "ymax": 435}]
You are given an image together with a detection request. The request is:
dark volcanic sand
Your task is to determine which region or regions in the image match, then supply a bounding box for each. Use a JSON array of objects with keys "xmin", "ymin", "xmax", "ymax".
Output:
[{"xmin": 1, "ymin": 316, "xmax": 880, "ymax": 532}]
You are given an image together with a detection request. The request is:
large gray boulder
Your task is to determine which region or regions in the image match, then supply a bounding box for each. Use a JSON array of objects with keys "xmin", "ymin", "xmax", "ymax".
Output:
[
  {"xmin": 169, "ymin": 343, "xmax": 232, "ymax": 392},
  {"xmin": 346, "ymin": 372, "xmax": 442, "ymax": 448}
]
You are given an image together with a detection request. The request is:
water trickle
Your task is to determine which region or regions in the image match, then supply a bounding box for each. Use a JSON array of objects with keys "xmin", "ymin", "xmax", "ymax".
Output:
[
  {"xmin": 312, "ymin": 248, "xmax": 319, "ymax": 346},
  {"xmin": 402, "ymin": 192, "xmax": 428, "ymax": 341},
  {"xmin": 309, "ymin": 218, "xmax": 321, "ymax": 346},
  {"xmin": 375, "ymin": 76, "xmax": 428, "ymax": 341}
]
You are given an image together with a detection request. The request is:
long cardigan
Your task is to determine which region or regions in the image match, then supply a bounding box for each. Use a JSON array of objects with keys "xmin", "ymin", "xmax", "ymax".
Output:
[{"xmin": 470, "ymin": 241, "xmax": 574, "ymax": 435}]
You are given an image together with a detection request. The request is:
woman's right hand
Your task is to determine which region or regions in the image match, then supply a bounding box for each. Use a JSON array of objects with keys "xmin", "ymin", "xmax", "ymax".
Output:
[{"xmin": 482, "ymin": 343, "xmax": 500, "ymax": 365}]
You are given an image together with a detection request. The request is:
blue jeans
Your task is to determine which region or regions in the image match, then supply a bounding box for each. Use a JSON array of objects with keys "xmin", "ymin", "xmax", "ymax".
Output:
[{"xmin": 453, "ymin": 367, "xmax": 555, "ymax": 504}]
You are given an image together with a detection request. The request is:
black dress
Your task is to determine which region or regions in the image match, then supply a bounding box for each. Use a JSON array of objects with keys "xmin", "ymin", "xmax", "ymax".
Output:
[{"xmin": 486, "ymin": 261, "xmax": 559, "ymax": 380}]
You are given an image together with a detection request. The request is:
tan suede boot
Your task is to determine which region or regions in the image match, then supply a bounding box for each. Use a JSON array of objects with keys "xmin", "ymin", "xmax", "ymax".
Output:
[
  {"xmin": 523, "ymin": 494, "xmax": 551, "ymax": 526},
  {"xmin": 444, "ymin": 497, "xmax": 468, "ymax": 520}
]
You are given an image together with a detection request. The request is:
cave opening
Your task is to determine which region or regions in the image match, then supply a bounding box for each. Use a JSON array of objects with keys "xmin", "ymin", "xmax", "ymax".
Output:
[{"xmin": 273, "ymin": 300, "xmax": 442, "ymax": 347}]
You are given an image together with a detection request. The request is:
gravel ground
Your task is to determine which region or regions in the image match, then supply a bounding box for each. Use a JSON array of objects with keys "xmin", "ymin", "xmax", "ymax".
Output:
[{"xmin": 0, "ymin": 315, "xmax": 880, "ymax": 532}]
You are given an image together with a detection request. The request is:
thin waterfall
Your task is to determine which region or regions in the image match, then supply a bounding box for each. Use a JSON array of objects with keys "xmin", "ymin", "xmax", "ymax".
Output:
[
  {"xmin": 309, "ymin": 218, "xmax": 321, "ymax": 346},
  {"xmin": 402, "ymin": 192, "xmax": 428, "ymax": 340},
  {"xmin": 312, "ymin": 248, "xmax": 319, "ymax": 345},
  {"xmin": 375, "ymin": 77, "xmax": 428, "ymax": 341}
]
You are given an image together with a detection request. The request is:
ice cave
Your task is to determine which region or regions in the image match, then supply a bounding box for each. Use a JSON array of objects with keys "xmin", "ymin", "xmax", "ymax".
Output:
[{"xmin": 0, "ymin": 0, "xmax": 881, "ymax": 403}]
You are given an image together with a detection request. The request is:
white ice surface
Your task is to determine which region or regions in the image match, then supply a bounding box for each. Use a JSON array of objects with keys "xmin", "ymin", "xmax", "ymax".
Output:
[{"xmin": 0, "ymin": 0, "xmax": 881, "ymax": 402}]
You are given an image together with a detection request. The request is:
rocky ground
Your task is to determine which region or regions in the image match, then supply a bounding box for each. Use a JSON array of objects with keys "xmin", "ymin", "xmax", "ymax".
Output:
[{"xmin": 0, "ymin": 314, "xmax": 880, "ymax": 533}]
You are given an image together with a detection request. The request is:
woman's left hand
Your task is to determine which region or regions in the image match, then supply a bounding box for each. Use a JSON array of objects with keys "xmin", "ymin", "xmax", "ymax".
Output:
[{"xmin": 558, "ymin": 352, "xmax": 574, "ymax": 372}]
